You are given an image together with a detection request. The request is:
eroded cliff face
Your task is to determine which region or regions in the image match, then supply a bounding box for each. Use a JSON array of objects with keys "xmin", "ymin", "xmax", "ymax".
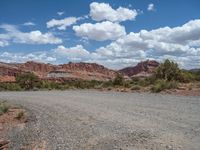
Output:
[
  {"xmin": 119, "ymin": 60, "xmax": 160, "ymax": 77},
  {"xmin": 0, "ymin": 61, "xmax": 117, "ymax": 81},
  {"xmin": 0, "ymin": 60, "xmax": 160, "ymax": 82}
]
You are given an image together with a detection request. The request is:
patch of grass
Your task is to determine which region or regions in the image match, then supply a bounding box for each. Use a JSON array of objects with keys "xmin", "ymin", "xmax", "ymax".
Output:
[
  {"xmin": 0, "ymin": 102, "xmax": 10, "ymax": 115},
  {"xmin": 16, "ymin": 111, "xmax": 25, "ymax": 120},
  {"xmin": 151, "ymin": 80, "xmax": 178, "ymax": 93}
]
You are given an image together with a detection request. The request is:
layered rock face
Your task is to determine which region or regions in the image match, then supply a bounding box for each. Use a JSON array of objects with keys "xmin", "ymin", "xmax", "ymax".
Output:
[
  {"xmin": 16, "ymin": 61, "xmax": 58, "ymax": 78},
  {"xmin": 0, "ymin": 61, "xmax": 117, "ymax": 81},
  {"xmin": 119, "ymin": 60, "xmax": 160, "ymax": 77},
  {"xmin": 60, "ymin": 62, "xmax": 116, "ymax": 80},
  {"xmin": 0, "ymin": 60, "xmax": 159, "ymax": 82}
]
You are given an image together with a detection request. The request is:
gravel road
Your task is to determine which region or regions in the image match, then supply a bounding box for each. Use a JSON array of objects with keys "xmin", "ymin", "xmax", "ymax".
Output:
[{"xmin": 0, "ymin": 90, "xmax": 200, "ymax": 150}]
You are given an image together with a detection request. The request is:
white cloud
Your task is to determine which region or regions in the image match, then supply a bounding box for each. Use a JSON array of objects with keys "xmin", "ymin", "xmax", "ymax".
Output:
[
  {"xmin": 0, "ymin": 24, "xmax": 62, "ymax": 45},
  {"xmin": 90, "ymin": 2, "xmax": 137, "ymax": 22},
  {"xmin": 73, "ymin": 21, "xmax": 126, "ymax": 41},
  {"xmin": 57, "ymin": 11, "xmax": 64, "ymax": 16},
  {"xmin": 0, "ymin": 40, "xmax": 9, "ymax": 47},
  {"xmin": 54, "ymin": 45, "xmax": 90, "ymax": 61},
  {"xmin": 47, "ymin": 17, "xmax": 80, "ymax": 30},
  {"xmin": 23, "ymin": 22, "xmax": 36, "ymax": 26},
  {"xmin": 1, "ymin": 19, "xmax": 200, "ymax": 69},
  {"xmin": 0, "ymin": 51, "xmax": 56, "ymax": 63},
  {"xmin": 90, "ymin": 19, "xmax": 200, "ymax": 69},
  {"xmin": 147, "ymin": 3, "xmax": 155, "ymax": 11}
]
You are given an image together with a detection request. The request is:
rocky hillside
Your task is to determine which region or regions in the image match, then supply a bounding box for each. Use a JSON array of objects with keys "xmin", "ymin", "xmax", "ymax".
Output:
[
  {"xmin": 0, "ymin": 60, "xmax": 160, "ymax": 82},
  {"xmin": 0, "ymin": 61, "xmax": 117, "ymax": 81},
  {"xmin": 119, "ymin": 60, "xmax": 160, "ymax": 77}
]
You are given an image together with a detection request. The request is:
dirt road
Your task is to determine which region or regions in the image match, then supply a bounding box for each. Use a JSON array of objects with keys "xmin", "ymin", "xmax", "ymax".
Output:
[{"xmin": 0, "ymin": 91, "xmax": 200, "ymax": 149}]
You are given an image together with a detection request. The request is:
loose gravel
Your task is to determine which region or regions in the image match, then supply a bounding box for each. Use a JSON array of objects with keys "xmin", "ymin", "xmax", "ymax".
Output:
[{"xmin": 0, "ymin": 90, "xmax": 200, "ymax": 150}]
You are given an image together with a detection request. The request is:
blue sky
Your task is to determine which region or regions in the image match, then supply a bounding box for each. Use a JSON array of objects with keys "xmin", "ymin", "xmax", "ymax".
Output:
[{"xmin": 0, "ymin": 0, "xmax": 200, "ymax": 69}]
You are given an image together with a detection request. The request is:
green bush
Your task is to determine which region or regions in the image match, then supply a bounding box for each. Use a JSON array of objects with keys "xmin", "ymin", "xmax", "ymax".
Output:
[
  {"xmin": 179, "ymin": 71, "xmax": 195, "ymax": 83},
  {"xmin": 191, "ymin": 70, "xmax": 200, "ymax": 81},
  {"xmin": 16, "ymin": 111, "xmax": 25, "ymax": 120},
  {"xmin": 16, "ymin": 73, "xmax": 39, "ymax": 90},
  {"xmin": 131, "ymin": 77, "xmax": 140, "ymax": 82},
  {"xmin": 0, "ymin": 83, "xmax": 22, "ymax": 91},
  {"xmin": 130, "ymin": 76, "xmax": 156, "ymax": 87},
  {"xmin": 102, "ymin": 80, "xmax": 113, "ymax": 88},
  {"xmin": 151, "ymin": 80, "xmax": 178, "ymax": 93},
  {"xmin": 113, "ymin": 74, "xmax": 124, "ymax": 86},
  {"xmin": 0, "ymin": 102, "xmax": 9, "ymax": 115},
  {"xmin": 156, "ymin": 59, "xmax": 181, "ymax": 81}
]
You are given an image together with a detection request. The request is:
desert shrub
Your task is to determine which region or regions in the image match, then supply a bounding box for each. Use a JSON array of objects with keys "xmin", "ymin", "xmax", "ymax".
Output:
[
  {"xmin": 130, "ymin": 77, "xmax": 140, "ymax": 85},
  {"xmin": 131, "ymin": 85, "xmax": 141, "ymax": 90},
  {"xmin": 62, "ymin": 80, "xmax": 102, "ymax": 89},
  {"xmin": 102, "ymin": 80, "xmax": 113, "ymax": 88},
  {"xmin": 179, "ymin": 71, "xmax": 195, "ymax": 83},
  {"xmin": 131, "ymin": 77, "xmax": 140, "ymax": 82},
  {"xmin": 58, "ymin": 84, "xmax": 70, "ymax": 90},
  {"xmin": 73, "ymin": 80, "xmax": 88, "ymax": 89},
  {"xmin": 156, "ymin": 59, "xmax": 182, "ymax": 81},
  {"xmin": 191, "ymin": 70, "xmax": 200, "ymax": 81},
  {"xmin": 0, "ymin": 102, "xmax": 9, "ymax": 115},
  {"xmin": 39, "ymin": 81, "xmax": 60, "ymax": 90},
  {"xmin": 113, "ymin": 74, "xmax": 124, "ymax": 86},
  {"xmin": 137, "ymin": 79, "xmax": 149, "ymax": 87},
  {"xmin": 123, "ymin": 81, "xmax": 131, "ymax": 88},
  {"xmin": 151, "ymin": 80, "xmax": 178, "ymax": 93},
  {"xmin": 16, "ymin": 73, "xmax": 39, "ymax": 90},
  {"xmin": 196, "ymin": 71, "xmax": 200, "ymax": 81},
  {"xmin": 16, "ymin": 111, "xmax": 24, "ymax": 120},
  {"xmin": 144, "ymin": 75, "xmax": 157, "ymax": 85},
  {"xmin": 0, "ymin": 83, "xmax": 22, "ymax": 91},
  {"xmin": 88, "ymin": 80, "xmax": 102, "ymax": 88},
  {"xmin": 130, "ymin": 76, "xmax": 156, "ymax": 87}
]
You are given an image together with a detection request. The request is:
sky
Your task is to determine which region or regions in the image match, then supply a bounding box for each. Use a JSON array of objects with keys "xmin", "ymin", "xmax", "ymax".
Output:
[{"xmin": 0, "ymin": 0, "xmax": 200, "ymax": 69}]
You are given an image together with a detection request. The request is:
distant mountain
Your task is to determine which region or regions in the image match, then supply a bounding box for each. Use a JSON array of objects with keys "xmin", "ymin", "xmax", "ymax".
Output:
[
  {"xmin": 0, "ymin": 61, "xmax": 117, "ymax": 82},
  {"xmin": 119, "ymin": 60, "xmax": 160, "ymax": 77},
  {"xmin": 189, "ymin": 68, "xmax": 200, "ymax": 73}
]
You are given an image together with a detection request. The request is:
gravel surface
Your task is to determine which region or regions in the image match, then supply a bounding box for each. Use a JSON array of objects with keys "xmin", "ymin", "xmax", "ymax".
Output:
[{"xmin": 0, "ymin": 90, "xmax": 200, "ymax": 150}]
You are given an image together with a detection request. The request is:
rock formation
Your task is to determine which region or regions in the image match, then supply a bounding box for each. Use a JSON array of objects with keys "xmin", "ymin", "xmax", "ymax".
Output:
[
  {"xmin": 119, "ymin": 60, "xmax": 159, "ymax": 77},
  {"xmin": 0, "ymin": 61, "xmax": 117, "ymax": 81}
]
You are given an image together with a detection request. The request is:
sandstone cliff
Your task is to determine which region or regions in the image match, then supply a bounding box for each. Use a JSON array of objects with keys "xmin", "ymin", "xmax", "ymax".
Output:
[{"xmin": 119, "ymin": 60, "xmax": 159, "ymax": 77}]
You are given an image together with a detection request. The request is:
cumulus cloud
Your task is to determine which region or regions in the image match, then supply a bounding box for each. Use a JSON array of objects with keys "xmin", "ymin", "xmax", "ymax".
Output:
[
  {"xmin": 73, "ymin": 21, "xmax": 126, "ymax": 41},
  {"xmin": 54, "ymin": 45, "xmax": 90, "ymax": 61},
  {"xmin": 0, "ymin": 24, "xmax": 62, "ymax": 46},
  {"xmin": 47, "ymin": 17, "xmax": 81, "ymax": 30},
  {"xmin": 147, "ymin": 3, "xmax": 155, "ymax": 11},
  {"xmin": 90, "ymin": 19, "xmax": 200, "ymax": 69},
  {"xmin": 0, "ymin": 51, "xmax": 56, "ymax": 63},
  {"xmin": 23, "ymin": 22, "xmax": 36, "ymax": 26},
  {"xmin": 0, "ymin": 40, "xmax": 9, "ymax": 47},
  {"xmin": 1, "ymin": 19, "xmax": 200, "ymax": 69},
  {"xmin": 48, "ymin": 19, "xmax": 200, "ymax": 69},
  {"xmin": 90, "ymin": 2, "xmax": 137, "ymax": 22}
]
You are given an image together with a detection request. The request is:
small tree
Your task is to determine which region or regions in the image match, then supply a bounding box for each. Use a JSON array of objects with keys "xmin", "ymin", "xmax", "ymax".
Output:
[
  {"xmin": 16, "ymin": 73, "xmax": 39, "ymax": 90},
  {"xmin": 113, "ymin": 74, "xmax": 124, "ymax": 86},
  {"xmin": 156, "ymin": 59, "xmax": 181, "ymax": 81}
]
